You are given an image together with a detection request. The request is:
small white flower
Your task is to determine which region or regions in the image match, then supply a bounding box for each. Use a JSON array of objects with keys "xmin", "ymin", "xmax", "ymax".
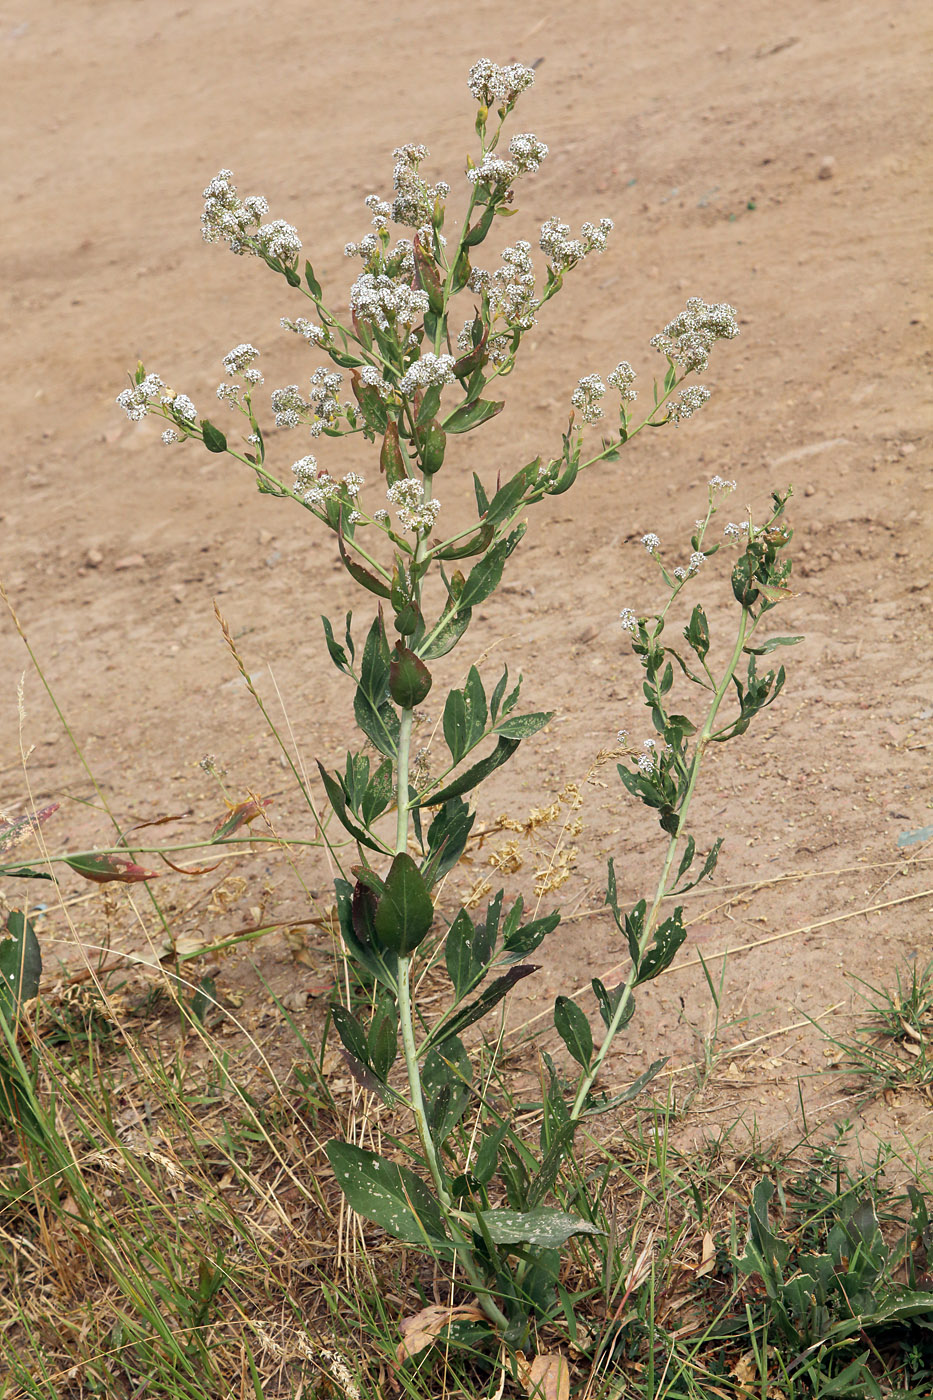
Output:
[
  {"xmin": 688, "ymin": 551, "xmax": 706, "ymax": 575},
  {"xmin": 468, "ymin": 59, "xmax": 535, "ymax": 106},
  {"xmin": 571, "ymin": 373, "xmax": 607, "ymax": 424},
  {"xmin": 666, "ymin": 385, "xmax": 711, "ymax": 423},
  {"xmin": 724, "ymin": 520, "xmax": 749, "ymax": 539},
  {"xmin": 641, "ymin": 533, "xmax": 661, "ymax": 553},
  {"xmin": 342, "ymin": 472, "xmax": 364, "ymax": 498},
  {"xmin": 608, "ymin": 361, "xmax": 638, "ymax": 401},
  {"xmin": 256, "ymin": 219, "xmax": 301, "ymax": 260},
  {"xmin": 673, "ymin": 566, "xmax": 687, "ymax": 580},
  {"xmin": 708, "ymin": 475, "xmax": 736, "ymax": 492},
  {"xmin": 399, "ymin": 353, "xmax": 456, "ymax": 396},
  {"xmin": 281, "ymin": 316, "xmax": 330, "ymax": 346},
  {"xmin": 650, "ymin": 297, "xmax": 739, "ymax": 373},
  {"xmin": 386, "ymin": 478, "xmax": 441, "ymax": 533},
  {"xmin": 115, "ymin": 373, "xmax": 164, "ymax": 421},
  {"xmin": 169, "ymin": 394, "xmax": 197, "ymax": 421},
  {"xmin": 223, "ymin": 343, "xmax": 260, "ymax": 375},
  {"xmin": 161, "ymin": 428, "xmax": 180, "ymax": 445},
  {"xmin": 619, "ymin": 607, "xmax": 638, "ymax": 632}
]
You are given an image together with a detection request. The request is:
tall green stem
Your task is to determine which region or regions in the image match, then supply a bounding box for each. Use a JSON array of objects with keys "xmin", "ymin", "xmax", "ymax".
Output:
[{"xmin": 569, "ymin": 607, "xmax": 753, "ymax": 1120}]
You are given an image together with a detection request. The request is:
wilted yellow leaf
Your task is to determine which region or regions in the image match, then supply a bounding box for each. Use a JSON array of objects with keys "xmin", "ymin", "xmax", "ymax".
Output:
[
  {"xmin": 517, "ymin": 1351, "xmax": 570, "ymax": 1400},
  {"xmin": 396, "ymin": 1303, "xmax": 484, "ymax": 1363}
]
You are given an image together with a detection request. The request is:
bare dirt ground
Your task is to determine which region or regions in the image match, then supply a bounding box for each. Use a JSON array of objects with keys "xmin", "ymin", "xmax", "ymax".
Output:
[{"xmin": 2, "ymin": 0, "xmax": 931, "ymax": 1160}]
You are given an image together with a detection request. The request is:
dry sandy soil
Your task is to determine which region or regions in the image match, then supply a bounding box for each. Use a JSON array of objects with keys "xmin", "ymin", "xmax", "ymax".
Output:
[{"xmin": 2, "ymin": 0, "xmax": 932, "ymax": 1160}]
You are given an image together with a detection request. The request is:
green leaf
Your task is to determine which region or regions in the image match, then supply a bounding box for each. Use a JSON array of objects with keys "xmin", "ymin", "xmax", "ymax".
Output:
[
  {"xmin": 671, "ymin": 837, "xmax": 724, "ymax": 895},
  {"xmin": 553, "ymin": 996, "xmax": 593, "ymax": 1069},
  {"xmin": 374, "ymin": 853, "xmax": 435, "ymax": 955},
  {"xmin": 441, "ymin": 398, "xmax": 504, "ymax": 435},
  {"xmin": 684, "ymin": 605, "xmax": 710, "ymax": 661},
  {"xmin": 744, "ymin": 634, "xmax": 805, "ymax": 656},
  {"xmin": 337, "ymin": 879, "xmax": 398, "ymax": 990},
  {"xmin": 422, "ymin": 799, "xmax": 475, "ymax": 889},
  {"xmin": 484, "ymin": 462, "xmax": 537, "ymax": 526},
  {"xmin": 304, "ymin": 260, "xmax": 322, "ymax": 298},
  {"xmin": 458, "ymin": 540, "xmax": 510, "ymax": 612},
  {"xmin": 581, "ymin": 1057, "xmax": 668, "ymax": 1116},
  {"xmin": 330, "ymin": 1003, "xmax": 371, "ymax": 1068},
  {"xmin": 416, "ymin": 385, "xmax": 443, "ymax": 426},
  {"xmin": 65, "ymin": 853, "xmax": 160, "ymax": 883},
  {"xmin": 321, "ymin": 614, "xmax": 353, "ymax": 676},
  {"xmin": 442, "ymin": 667, "xmax": 487, "ymax": 765},
  {"xmin": 423, "ymin": 964, "xmax": 537, "ymax": 1054},
  {"xmin": 591, "ymin": 977, "xmax": 636, "ymax": 1033},
  {"xmin": 338, "ymin": 516, "xmax": 392, "ymax": 600},
  {"xmin": 495, "ymin": 711, "xmax": 552, "ymax": 740},
  {"xmin": 200, "ymin": 419, "xmax": 227, "ymax": 453},
  {"xmin": 414, "ymin": 736, "xmax": 520, "ymax": 808},
  {"xmin": 475, "ymin": 1207, "xmax": 603, "ymax": 1248},
  {"xmin": 367, "ymin": 989, "xmax": 399, "ymax": 1081},
  {"xmin": 389, "ymin": 643, "xmax": 432, "ymax": 708},
  {"xmin": 354, "ymin": 615, "xmax": 399, "ymax": 758},
  {"xmin": 419, "ymin": 421, "xmax": 447, "ymax": 474},
  {"xmin": 422, "ymin": 1035, "xmax": 472, "ymax": 1151},
  {"xmin": 0, "ymin": 911, "xmax": 42, "ymax": 1027},
  {"xmin": 499, "ymin": 909, "xmax": 559, "ymax": 964},
  {"xmin": 0, "ymin": 866, "xmax": 53, "ymax": 882},
  {"xmin": 419, "ymin": 601, "xmax": 473, "ymax": 660},
  {"xmin": 635, "ymin": 907, "xmax": 686, "ymax": 985},
  {"xmin": 316, "ymin": 763, "xmax": 388, "ymax": 854},
  {"xmin": 325, "ymin": 1141, "xmax": 450, "ymax": 1248}
]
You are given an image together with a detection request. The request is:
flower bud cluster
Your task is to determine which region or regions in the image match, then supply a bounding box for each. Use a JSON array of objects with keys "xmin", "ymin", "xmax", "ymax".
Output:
[
  {"xmin": 388, "ymin": 145, "xmax": 449, "ymax": 229},
  {"xmin": 641, "ymin": 533, "xmax": 661, "ymax": 553},
  {"xmin": 650, "ymin": 297, "xmax": 739, "ymax": 373},
  {"xmin": 608, "ymin": 361, "xmax": 638, "ymax": 401},
  {"xmin": 399, "ymin": 353, "xmax": 456, "ymax": 396},
  {"xmin": 724, "ymin": 520, "xmax": 750, "ymax": 540},
  {"xmin": 359, "ymin": 365, "xmax": 395, "ymax": 400},
  {"xmin": 708, "ymin": 475, "xmax": 737, "ymax": 493},
  {"xmin": 222, "ymin": 343, "xmax": 263, "ymax": 387},
  {"xmin": 470, "ymin": 241, "xmax": 537, "ymax": 330},
  {"xmin": 307, "ymin": 367, "xmax": 345, "ymax": 434},
  {"xmin": 666, "ymin": 385, "xmax": 711, "ymax": 423},
  {"xmin": 349, "ymin": 272, "xmax": 429, "ymax": 333},
  {"xmin": 387, "ymin": 479, "xmax": 441, "ymax": 534},
  {"xmin": 619, "ymin": 608, "xmax": 638, "ymax": 632},
  {"xmin": 468, "ymin": 133, "xmax": 548, "ymax": 188},
  {"xmin": 200, "ymin": 171, "xmax": 300, "ymax": 261},
  {"xmin": 116, "ymin": 373, "xmax": 164, "ymax": 421},
  {"xmin": 162, "ymin": 393, "xmax": 197, "ymax": 422},
  {"xmin": 467, "ymin": 59, "xmax": 536, "ymax": 107},
  {"xmin": 673, "ymin": 552, "xmax": 707, "ymax": 581},
  {"xmin": 539, "ymin": 216, "xmax": 613, "ymax": 272},
  {"xmin": 270, "ymin": 384, "xmax": 307, "ymax": 429},
  {"xmin": 281, "ymin": 316, "xmax": 331, "ymax": 347},
  {"xmin": 571, "ymin": 373, "xmax": 607, "ymax": 423}
]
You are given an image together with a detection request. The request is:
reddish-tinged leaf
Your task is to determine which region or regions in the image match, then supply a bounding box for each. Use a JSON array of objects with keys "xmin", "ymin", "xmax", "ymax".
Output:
[
  {"xmin": 517, "ymin": 1352, "xmax": 570, "ymax": 1400},
  {"xmin": 211, "ymin": 797, "xmax": 273, "ymax": 841},
  {"xmin": 65, "ymin": 853, "xmax": 160, "ymax": 884},
  {"xmin": 0, "ymin": 803, "xmax": 59, "ymax": 855},
  {"xmin": 396, "ymin": 1304, "xmax": 485, "ymax": 1363}
]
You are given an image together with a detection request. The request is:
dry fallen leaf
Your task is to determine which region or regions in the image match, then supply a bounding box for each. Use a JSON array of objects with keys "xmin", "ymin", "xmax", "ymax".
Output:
[
  {"xmin": 696, "ymin": 1229, "xmax": 716, "ymax": 1277},
  {"xmin": 516, "ymin": 1351, "xmax": 570, "ymax": 1400},
  {"xmin": 395, "ymin": 1303, "xmax": 484, "ymax": 1363}
]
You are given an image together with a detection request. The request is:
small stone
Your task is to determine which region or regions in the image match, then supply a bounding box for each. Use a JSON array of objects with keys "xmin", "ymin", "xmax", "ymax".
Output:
[
  {"xmin": 171, "ymin": 583, "xmax": 187, "ymax": 603},
  {"xmin": 817, "ymin": 156, "xmax": 836, "ymax": 180},
  {"xmin": 578, "ymin": 624, "xmax": 598, "ymax": 644},
  {"xmin": 804, "ymin": 484, "xmax": 816, "ymax": 496},
  {"xmin": 113, "ymin": 553, "xmax": 144, "ymax": 571},
  {"xmin": 85, "ymin": 547, "xmax": 104, "ymax": 568},
  {"xmin": 257, "ymin": 528, "xmax": 274, "ymax": 546},
  {"xmin": 830, "ymin": 549, "xmax": 842, "ymax": 563},
  {"xmin": 899, "ymin": 442, "xmax": 916, "ymax": 456}
]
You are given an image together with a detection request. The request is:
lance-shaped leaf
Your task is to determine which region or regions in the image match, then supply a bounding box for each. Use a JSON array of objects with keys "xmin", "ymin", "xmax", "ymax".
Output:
[
  {"xmin": 422, "ymin": 964, "xmax": 537, "ymax": 1054},
  {"xmin": 354, "ymin": 613, "xmax": 399, "ymax": 758},
  {"xmin": 349, "ymin": 369, "xmax": 388, "ymax": 433},
  {"xmin": 591, "ymin": 977, "xmax": 636, "ymax": 1033},
  {"xmin": 422, "ymin": 799, "xmax": 475, "ymax": 889},
  {"xmin": 65, "ymin": 854, "xmax": 160, "ymax": 884},
  {"xmin": 581, "ymin": 1057, "xmax": 667, "ymax": 1117},
  {"xmin": 0, "ymin": 911, "xmax": 42, "ymax": 1027},
  {"xmin": 670, "ymin": 836, "xmax": 724, "ymax": 896},
  {"xmin": 379, "ymin": 421, "xmax": 406, "ymax": 485},
  {"xmin": 338, "ymin": 512, "xmax": 391, "ymax": 599},
  {"xmin": 321, "ymin": 612, "xmax": 354, "ymax": 675},
  {"xmin": 374, "ymin": 853, "xmax": 435, "ymax": 955},
  {"xmin": 414, "ymin": 736, "xmax": 520, "ymax": 809},
  {"xmin": 635, "ymin": 907, "xmax": 687, "ymax": 986},
  {"xmin": 419, "ymin": 601, "xmax": 473, "ymax": 660},
  {"xmin": 389, "ymin": 643, "xmax": 432, "ymax": 708},
  {"xmin": 474, "ymin": 1207, "xmax": 603, "ymax": 1248},
  {"xmin": 0, "ymin": 803, "xmax": 59, "ymax": 856},
  {"xmin": 423, "ymin": 1034, "xmax": 472, "ymax": 1150},
  {"xmin": 684, "ymin": 604, "xmax": 710, "ymax": 661},
  {"xmin": 211, "ymin": 796, "xmax": 273, "ymax": 842},
  {"xmin": 495, "ymin": 711, "xmax": 552, "ymax": 740},
  {"xmin": 553, "ymin": 996, "xmax": 593, "ymax": 1069},
  {"xmin": 316, "ymin": 763, "xmax": 388, "ymax": 854},
  {"xmin": 744, "ymin": 634, "xmax": 805, "ymax": 656},
  {"xmin": 325, "ymin": 1141, "xmax": 450, "ymax": 1249},
  {"xmin": 413, "ymin": 234, "xmax": 444, "ymax": 314},
  {"xmin": 336, "ymin": 878, "xmax": 398, "ymax": 990},
  {"xmin": 419, "ymin": 421, "xmax": 447, "ymax": 474},
  {"xmin": 441, "ymin": 398, "xmax": 504, "ymax": 435},
  {"xmin": 443, "ymin": 667, "xmax": 487, "ymax": 765}
]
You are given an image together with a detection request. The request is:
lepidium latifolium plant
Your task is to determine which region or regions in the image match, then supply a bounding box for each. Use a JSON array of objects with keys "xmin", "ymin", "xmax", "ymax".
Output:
[{"xmin": 113, "ymin": 57, "xmax": 794, "ymax": 1381}]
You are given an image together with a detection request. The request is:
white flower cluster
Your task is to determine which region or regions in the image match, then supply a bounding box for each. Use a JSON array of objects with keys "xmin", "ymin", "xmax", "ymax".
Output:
[
  {"xmin": 673, "ymin": 551, "xmax": 708, "ymax": 582},
  {"xmin": 116, "ymin": 373, "xmax": 164, "ymax": 421},
  {"xmin": 255, "ymin": 218, "xmax": 302, "ymax": 261},
  {"xmin": 650, "ymin": 297, "xmax": 739, "ymax": 373},
  {"xmin": 388, "ymin": 145, "xmax": 450, "ymax": 229},
  {"xmin": 299, "ymin": 367, "xmax": 344, "ymax": 435},
  {"xmin": 359, "ymin": 365, "xmax": 394, "ymax": 400},
  {"xmin": 281, "ymin": 316, "xmax": 330, "ymax": 347},
  {"xmin": 399, "ymin": 353, "xmax": 456, "ymax": 396},
  {"xmin": 349, "ymin": 272, "xmax": 429, "ymax": 332},
  {"xmin": 270, "ymin": 384, "xmax": 307, "ymax": 429},
  {"xmin": 619, "ymin": 608, "xmax": 638, "ymax": 632},
  {"xmin": 708, "ymin": 475, "xmax": 737, "ymax": 493},
  {"xmin": 608, "ymin": 361, "xmax": 638, "ymax": 401},
  {"xmin": 724, "ymin": 520, "xmax": 750, "ymax": 540},
  {"xmin": 666, "ymin": 385, "xmax": 711, "ymax": 423},
  {"xmin": 637, "ymin": 739, "xmax": 659, "ymax": 775},
  {"xmin": 470, "ymin": 241, "xmax": 537, "ymax": 330},
  {"xmin": 468, "ymin": 133, "xmax": 549, "ymax": 187},
  {"xmin": 292, "ymin": 454, "xmax": 319, "ymax": 494},
  {"xmin": 387, "ymin": 478, "xmax": 441, "ymax": 533},
  {"xmin": 164, "ymin": 392, "xmax": 197, "ymax": 422},
  {"xmin": 571, "ymin": 373, "xmax": 607, "ymax": 423},
  {"xmin": 641, "ymin": 533, "xmax": 661, "ymax": 553},
  {"xmin": 216, "ymin": 382, "xmax": 241, "ymax": 408},
  {"xmin": 540, "ymin": 216, "xmax": 613, "ymax": 272},
  {"xmin": 222, "ymin": 343, "xmax": 263, "ymax": 386},
  {"xmin": 200, "ymin": 171, "xmax": 300, "ymax": 261},
  {"xmin": 468, "ymin": 59, "xmax": 536, "ymax": 106},
  {"xmin": 200, "ymin": 170, "xmax": 268, "ymax": 254}
]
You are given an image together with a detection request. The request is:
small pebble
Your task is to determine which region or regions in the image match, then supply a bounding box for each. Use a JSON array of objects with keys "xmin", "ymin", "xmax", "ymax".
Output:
[
  {"xmin": 114, "ymin": 553, "xmax": 144, "ymax": 570},
  {"xmin": 85, "ymin": 547, "xmax": 104, "ymax": 568},
  {"xmin": 818, "ymin": 156, "xmax": 836, "ymax": 180}
]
